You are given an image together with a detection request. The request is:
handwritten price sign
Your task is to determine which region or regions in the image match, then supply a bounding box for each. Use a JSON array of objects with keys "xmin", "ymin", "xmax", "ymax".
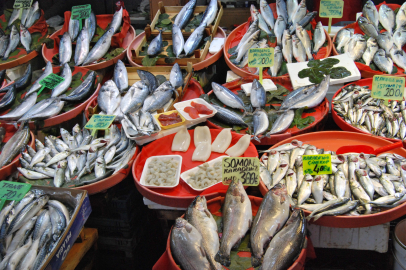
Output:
[
  {"xmin": 319, "ymin": 0, "xmax": 344, "ymax": 18},
  {"xmin": 0, "ymin": 181, "xmax": 31, "ymax": 209},
  {"xmin": 302, "ymin": 154, "xmax": 332, "ymax": 175},
  {"xmin": 71, "ymin": 4, "xmax": 91, "ymax": 20},
  {"xmin": 248, "ymin": 48, "xmax": 275, "ymax": 68},
  {"xmin": 371, "ymin": 75, "xmax": 405, "ymax": 103},
  {"xmin": 85, "ymin": 114, "xmax": 116, "ymax": 136},
  {"xmin": 222, "ymin": 157, "xmax": 260, "ymax": 186},
  {"xmin": 38, "ymin": 73, "xmax": 65, "ymax": 95},
  {"xmin": 13, "ymin": 0, "xmax": 33, "ymax": 9}
]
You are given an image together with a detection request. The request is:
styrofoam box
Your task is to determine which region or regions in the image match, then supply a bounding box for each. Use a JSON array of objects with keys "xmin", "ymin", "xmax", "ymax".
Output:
[
  {"xmin": 180, "ymin": 156, "xmax": 226, "ymax": 191},
  {"xmin": 174, "ymin": 98, "xmax": 217, "ymax": 121},
  {"xmin": 287, "ymin": 54, "xmax": 361, "ymax": 90},
  {"xmin": 140, "ymin": 155, "xmax": 182, "ymax": 189},
  {"xmin": 241, "ymin": 79, "xmax": 278, "ymax": 96}
]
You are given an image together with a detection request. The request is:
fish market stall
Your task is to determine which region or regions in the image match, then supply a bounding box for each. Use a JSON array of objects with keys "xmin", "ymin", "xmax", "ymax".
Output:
[
  {"xmin": 0, "ymin": 123, "xmax": 35, "ymax": 180},
  {"xmin": 41, "ymin": 8, "xmax": 135, "ymax": 70},
  {"xmin": 0, "ymin": 63, "xmax": 101, "ymax": 130},
  {"xmin": 258, "ymin": 131, "xmax": 406, "ymax": 228},
  {"xmin": 154, "ymin": 194, "xmax": 309, "ymax": 270},
  {"xmin": 332, "ymin": 2, "xmax": 406, "ymax": 78},
  {"xmin": 132, "ymin": 128, "xmax": 258, "ymax": 208},
  {"xmin": 224, "ymin": 3, "xmax": 332, "ymax": 80},
  {"xmin": 332, "ymin": 78, "xmax": 406, "ymax": 145},
  {"xmin": 0, "ymin": 2, "xmax": 50, "ymax": 70},
  {"xmin": 205, "ymin": 76, "xmax": 329, "ymax": 145}
]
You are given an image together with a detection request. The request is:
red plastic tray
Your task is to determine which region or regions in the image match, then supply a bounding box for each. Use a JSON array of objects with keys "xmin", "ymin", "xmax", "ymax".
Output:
[
  {"xmin": 206, "ymin": 76, "xmax": 329, "ymax": 145},
  {"xmin": 331, "ymin": 78, "xmax": 406, "ymax": 147},
  {"xmin": 0, "ymin": 125, "xmax": 35, "ymax": 180},
  {"xmin": 258, "ymin": 131, "xmax": 406, "ymax": 228},
  {"xmin": 332, "ymin": 2, "xmax": 405, "ymax": 78},
  {"xmin": 153, "ymin": 196, "xmax": 310, "ymax": 270},
  {"xmin": 224, "ymin": 3, "xmax": 333, "ymax": 79},
  {"xmin": 132, "ymin": 129, "xmax": 258, "ymax": 208}
]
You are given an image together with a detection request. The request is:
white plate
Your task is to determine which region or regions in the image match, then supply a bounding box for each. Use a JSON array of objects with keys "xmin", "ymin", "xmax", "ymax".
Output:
[
  {"xmin": 174, "ymin": 98, "xmax": 217, "ymax": 122},
  {"xmin": 140, "ymin": 155, "xmax": 182, "ymax": 189},
  {"xmin": 180, "ymin": 156, "xmax": 226, "ymax": 191}
]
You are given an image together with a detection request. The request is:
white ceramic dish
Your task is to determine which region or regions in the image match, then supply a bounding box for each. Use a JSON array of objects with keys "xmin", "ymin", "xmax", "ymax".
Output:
[
  {"xmin": 174, "ymin": 98, "xmax": 217, "ymax": 121},
  {"xmin": 140, "ymin": 155, "xmax": 182, "ymax": 189},
  {"xmin": 180, "ymin": 156, "xmax": 226, "ymax": 191}
]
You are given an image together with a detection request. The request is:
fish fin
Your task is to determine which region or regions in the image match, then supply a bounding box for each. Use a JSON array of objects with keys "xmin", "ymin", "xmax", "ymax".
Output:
[
  {"xmin": 204, "ymin": 209, "xmax": 211, "ymax": 218},
  {"xmin": 251, "ymin": 136, "xmax": 261, "ymax": 143},
  {"xmin": 240, "ymin": 193, "xmax": 245, "ymax": 203},
  {"xmin": 200, "ymin": 246, "xmax": 206, "ymax": 257},
  {"xmin": 185, "ymin": 223, "xmax": 193, "ymax": 233}
]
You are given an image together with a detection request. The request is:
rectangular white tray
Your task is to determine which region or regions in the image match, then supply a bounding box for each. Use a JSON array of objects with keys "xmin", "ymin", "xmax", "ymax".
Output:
[
  {"xmin": 174, "ymin": 98, "xmax": 217, "ymax": 121},
  {"xmin": 140, "ymin": 155, "xmax": 182, "ymax": 189}
]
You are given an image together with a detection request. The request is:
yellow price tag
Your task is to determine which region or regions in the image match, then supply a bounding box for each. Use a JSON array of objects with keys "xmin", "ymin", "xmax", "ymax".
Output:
[
  {"xmin": 371, "ymin": 75, "xmax": 405, "ymax": 103},
  {"xmin": 222, "ymin": 157, "xmax": 260, "ymax": 186},
  {"xmin": 248, "ymin": 47, "xmax": 274, "ymax": 84},
  {"xmin": 319, "ymin": 0, "xmax": 344, "ymax": 18},
  {"xmin": 302, "ymin": 154, "xmax": 332, "ymax": 176}
]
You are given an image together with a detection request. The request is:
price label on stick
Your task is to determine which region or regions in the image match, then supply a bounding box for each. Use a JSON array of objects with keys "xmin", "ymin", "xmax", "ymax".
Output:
[
  {"xmin": 85, "ymin": 114, "xmax": 116, "ymax": 136},
  {"xmin": 38, "ymin": 73, "xmax": 65, "ymax": 95},
  {"xmin": 371, "ymin": 75, "xmax": 405, "ymax": 105},
  {"xmin": 248, "ymin": 47, "xmax": 274, "ymax": 84},
  {"xmin": 319, "ymin": 0, "xmax": 344, "ymax": 33},
  {"xmin": 0, "ymin": 181, "xmax": 31, "ymax": 210},
  {"xmin": 302, "ymin": 154, "xmax": 332, "ymax": 176},
  {"xmin": 222, "ymin": 157, "xmax": 260, "ymax": 186},
  {"xmin": 13, "ymin": 0, "xmax": 33, "ymax": 9},
  {"xmin": 71, "ymin": 4, "xmax": 91, "ymax": 31}
]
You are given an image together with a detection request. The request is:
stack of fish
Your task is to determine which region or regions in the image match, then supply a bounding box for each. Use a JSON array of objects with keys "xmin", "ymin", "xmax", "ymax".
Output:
[
  {"xmin": 260, "ymin": 139, "xmax": 406, "ymax": 220},
  {"xmin": 148, "ymin": 0, "xmax": 218, "ymax": 58},
  {"xmin": 0, "ymin": 124, "xmax": 31, "ymax": 169},
  {"xmin": 333, "ymin": 84, "xmax": 406, "ymax": 140},
  {"xmin": 335, "ymin": 1, "xmax": 406, "ymax": 74},
  {"xmin": 94, "ymin": 62, "xmax": 184, "ymax": 138},
  {"xmin": 59, "ymin": 7, "xmax": 123, "ymax": 66},
  {"xmin": 17, "ymin": 124, "xmax": 137, "ymax": 188},
  {"xmin": 0, "ymin": 189, "xmax": 72, "ymax": 270},
  {"xmin": 209, "ymin": 74, "xmax": 329, "ymax": 142},
  {"xmin": 230, "ymin": 0, "xmax": 325, "ymax": 76},
  {"xmin": 0, "ymin": 62, "xmax": 97, "ymax": 122},
  {"xmin": 171, "ymin": 181, "xmax": 306, "ymax": 269},
  {"xmin": 1, "ymin": 1, "xmax": 42, "ymax": 59}
]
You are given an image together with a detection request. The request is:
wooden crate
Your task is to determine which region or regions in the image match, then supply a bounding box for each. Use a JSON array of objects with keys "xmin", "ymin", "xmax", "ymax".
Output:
[
  {"xmin": 148, "ymin": 1, "xmax": 223, "ymax": 39},
  {"xmin": 131, "ymin": 33, "xmax": 211, "ymax": 66}
]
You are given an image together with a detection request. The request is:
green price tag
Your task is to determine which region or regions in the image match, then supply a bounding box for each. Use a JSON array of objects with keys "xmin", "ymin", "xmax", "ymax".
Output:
[
  {"xmin": 0, "ymin": 181, "xmax": 31, "ymax": 210},
  {"xmin": 222, "ymin": 157, "xmax": 260, "ymax": 186},
  {"xmin": 319, "ymin": 0, "xmax": 344, "ymax": 18},
  {"xmin": 303, "ymin": 154, "xmax": 332, "ymax": 175},
  {"xmin": 248, "ymin": 47, "xmax": 274, "ymax": 68},
  {"xmin": 71, "ymin": 4, "xmax": 92, "ymax": 20},
  {"xmin": 13, "ymin": 0, "xmax": 33, "ymax": 9},
  {"xmin": 38, "ymin": 73, "xmax": 65, "ymax": 95},
  {"xmin": 85, "ymin": 114, "xmax": 116, "ymax": 136},
  {"xmin": 371, "ymin": 75, "xmax": 405, "ymax": 105}
]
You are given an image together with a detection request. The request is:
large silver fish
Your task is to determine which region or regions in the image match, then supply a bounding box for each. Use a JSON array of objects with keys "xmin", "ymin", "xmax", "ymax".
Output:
[
  {"xmin": 251, "ymin": 79, "xmax": 266, "ymax": 109},
  {"xmin": 336, "ymin": 28, "xmax": 353, "ymax": 52},
  {"xmin": 21, "ymin": 8, "xmax": 31, "ymax": 26},
  {"xmin": 282, "ymin": 30, "xmax": 293, "ymax": 63},
  {"xmin": 270, "ymin": 46, "xmax": 283, "ymax": 77},
  {"xmin": 25, "ymin": 1, "xmax": 40, "ymax": 28},
  {"xmin": 289, "ymin": 11, "xmax": 317, "ymax": 35},
  {"xmin": 373, "ymin": 48, "xmax": 393, "ymax": 74},
  {"xmin": 215, "ymin": 179, "xmax": 252, "ymax": 267},
  {"xmin": 111, "ymin": 7, "xmax": 123, "ymax": 33},
  {"xmin": 20, "ymin": 24, "xmax": 32, "ymax": 53},
  {"xmin": 74, "ymin": 26, "xmax": 90, "ymax": 66},
  {"xmin": 276, "ymin": 0, "xmax": 288, "ymax": 24},
  {"xmin": 292, "ymin": 34, "xmax": 306, "ymax": 62},
  {"xmin": 68, "ymin": 18, "xmax": 80, "ymax": 41},
  {"xmin": 18, "ymin": 97, "xmax": 55, "ymax": 122},
  {"xmin": 0, "ymin": 92, "xmax": 37, "ymax": 121},
  {"xmin": 28, "ymin": 98, "xmax": 65, "ymax": 120},
  {"xmin": 2, "ymin": 25, "xmax": 19, "ymax": 60},
  {"xmin": 0, "ymin": 123, "xmax": 30, "ymax": 168},
  {"xmin": 120, "ymin": 82, "xmax": 149, "ymax": 114},
  {"xmin": 376, "ymin": 31, "xmax": 393, "ymax": 55},
  {"xmin": 393, "ymin": 27, "xmax": 406, "ymax": 52},
  {"xmin": 291, "ymin": 0, "xmax": 306, "ymax": 27},
  {"xmin": 212, "ymin": 82, "xmax": 246, "ymax": 113},
  {"xmin": 235, "ymin": 30, "xmax": 260, "ymax": 63},
  {"xmin": 236, "ymin": 18, "xmax": 258, "ymax": 52},
  {"xmin": 61, "ymin": 71, "xmax": 95, "ymax": 102},
  {"xmin": 396, "ymin": 2, "xmax": 406, "ymax": 30},
  {"xmin": 252, "ymin": 6, "xmax": 271, "ymax": 36},
  {"xmin": 147, "ymin": 30, "xmax": 163, "ymax": 56},
  {"xmin": 170, "ymin": 63, "xmax": 183, "ymax": 89},
  {"xmin": 252, "ymin": 109, "xmax": 269, "ymax": 142},
  {"xmin": 82, "ymin": 27, "xmax": 115, "ymax": 65},
  {"xmin": 174, "ymin": 0, "xmax": 196, "ymax": 29},
  {"xmin": 379, "ymin": 4, "xmax": 395, "ymax": 35},
  {"xmin": 280, "ymin": 84, "xmax": 318, "ymax": 110},
  {"xmin": 59, "ymin": 32, "xmax": 72, "ymax": 66},
  {"xmin": 201, "ymin": 0, "xmax": 218, "ymax": 26},
  {"xmin": 142, "ymin": 84, "xmax": 176, "ymax": 113},
  {"xmin": 260, "ymin": 0, "xmax": 275, "ymax": 29},
  {"xmin": 250, "ymin": 184, "xmax": 290, "ymax": 267},
  {"xmin": 362, "ymin": 37, "xmax": 378, "ymax": 66},
  {"xmin": 267, "ymin": 110, "xmax": 295, "ymax": 136},
  {"xmin": 7, "ymin": 9, "xmax": 19, "ymax": 29},
  {"xmin": 287, "ymin": 0, "xmax": 299, "ymax": 23},
  {"xmin": 211, "ymin": 104, "xmax": 248, "ymax": 126},
  {"xmin": 288, "ymin": 75, "xmax": 330, "ymax": 110},
  {"xmin": 25, "ymin": 61, "xmax": 53, "ymax": 96},
  {"xmin": 113, "ymin": 59, "xmax": 128, "ymax": 93},
  {"xmin": 390, "ymin": 47, "xmax": 406, "ymax": 73},
  {"xmin": 363, "ymin": 0, "xmax": 379, "ymax": 30},
  {"xmin": 313, "ymin": 21, "xmax": 326, "ymax": 54},
  {"xmin": 0, "ymin": 36, "xmax": 9, "ymax": 58},
  {"xmin": 274, "ymin": 15, "xmax": 287, "ymax": 46},
  {"xmin": 98, "ymin": 80, "xmax": 121, "ymax": 115},
  {"xmin": 346, "ymin": 34, "xmax": 367, "ymax": 61},
  {"xmin": 85, "ymin": 10, "xmax": 97, "ymax": 41},
  {"xmin": 51, "ymin": 63, "xmax": 72, "ymax": 97},
  {"xmin": 172, "ymin": 24, "xmax": 185, "ymax": 58},
  {"xmin": 184, "ymin": 24, "xmax": 205, "ymax": 56},
  {"xmin": 296, "ymin": 23, "xmax": 313, "ymax": 60},
  {"xmin": 358, "ymin": 16, "xmax": 379, "ymax": 39}
]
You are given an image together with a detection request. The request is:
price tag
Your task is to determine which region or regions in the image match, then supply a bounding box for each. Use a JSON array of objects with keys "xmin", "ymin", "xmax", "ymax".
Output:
[
  {"xmin": 13, "ymin": 0, "xmax": 33, "ymax": 9},
  {"xmin": 38, "ymin": 73, "xmax": 65, "ymax": 95},
  {"xmin": 222, "ymin": 157, "xmax": 260, "ymax": 186},
  {"xmin": 85, "ymin": 114, "xmax": 116, "ymax": 136},
  {"xmin": 371, "ymin": 75, "xmax": 405, "ymax": 105},
  {"xmin": 303, "ymin": 154, "xmax": 332, "ymax": 175},
  {"xmin": 71, "ymin": 4, "xmax": 91, "ymax": 31},
  {"xmin": 319, "ymin": 0, "xmax": 344, "ymax": 33},
  {"xmin": 0, "ymin": 181, "xmax": 31, "ymax": 210},
  {"xmin": 248, "ymin": 47, "xmax": 274, "ymax": 84}
]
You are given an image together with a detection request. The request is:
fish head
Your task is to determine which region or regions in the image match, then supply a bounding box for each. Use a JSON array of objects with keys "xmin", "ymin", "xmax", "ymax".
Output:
[
  {"xmin": 298, "ymin": 0, "xmax": 306, "ymax": 8},
  {"xmin": 291, "ymin": 139, "xmax": 302, "ymax": 147},
  {"xmin": 304, "ymin": 174, "xmax": 313, "ymax": 181},
  {"xmin": 57, "ymin": 160, "xmax": 67, "ymax": 168},
  {"xmin": 274, "ymin": 46, "xmax": 281, "ymax": 53},
  {"xmin": 250, "ymin": 4, "xmax": 258, "ymax": 15},
  {"xmin": 286, "ymin": 209, "xmax": 303, "ymax": 225},
  {"xmin": 271, "ymin": 183, "xmax": 288, "ymax": 201},
  {"xmin": 227, "ymin": 178, "xmax": 244, "ymax": 197},
  {"xmin": 260, "ymin": 0, "xmax": 268, "ymax": 8},
  {"xmin": 174, "ymin": 217, "xmax": 188, "ymax": 229},
  {"xmin": 355, "ymin": 169, "xmax": 367, "ymax": 177}
]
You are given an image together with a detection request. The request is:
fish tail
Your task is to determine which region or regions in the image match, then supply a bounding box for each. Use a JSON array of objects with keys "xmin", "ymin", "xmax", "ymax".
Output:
[
  {"xmin": 214, "ymin": 251, "xmax": 231, "ymax": 267},
  {"xmin": 251, "ymin": 136, "xmax": 261, "ymax": 143},
  {"xmin": 312, "ymin": 213, "xmax": 323, "ymax": 221},
  {"xmin": 251, "ymin": 256, "xmax": 262, "ymax": 268}
]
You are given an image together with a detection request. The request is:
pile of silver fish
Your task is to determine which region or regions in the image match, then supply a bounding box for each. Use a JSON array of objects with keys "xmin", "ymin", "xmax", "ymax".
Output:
[
  {"xmin": 210, "ymin": 74, "xmax": 329, "ymax": 142},
  {"xmin": 0, "ymin": 61, "xmax": 96, "ymax": 122},
  {"xmin": 260, "ymin": 139, "xmax": 406, "ymax": 221},
  {"xmin": 333, "ymin": 83, "xmax": 406, "ymax": 139},
  {"xmin": 60, "ymin": 7, "xmax": 122, "ymax": 66},
  {"xmin": 171, "ymin": 181, "xmax": 306, "ymax": 270},
  {"xmin": 335, "ymin": 1, "xmax": 406, "ymax": 74},
  {"xmin": 0, "ymin": 124, "xmax": 30, "ymax": 169},
  {"xmin": 0, "ymin": 189, "xmax": 73, "ymax": 270},
  {"xmin": 231, "ymin": 0, "xmax": 323, "ymax": 76},
  {"xmin": 95, "ymin": 62, "xmax": 183, "ymax": 138},
  {"xmin": 149, "ymin": 0, "xmax": 218, "ymax": 57},
  {"xmin": 17, "ymin": 124, "xmax": 137, "ymax": 187}
]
